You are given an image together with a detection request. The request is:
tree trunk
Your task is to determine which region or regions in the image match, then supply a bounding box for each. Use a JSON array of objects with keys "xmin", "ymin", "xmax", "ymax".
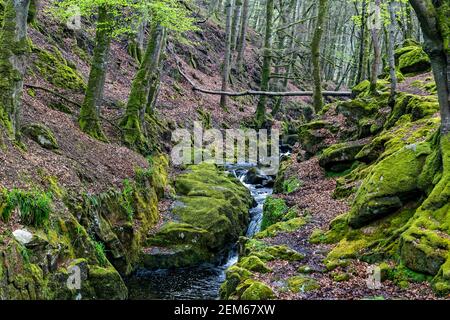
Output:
[
  {"xmin": 121, "ymin": 24, "xmax": 166, "ymax": 153},
  {"xmin": 370, "ymin": 0, "xmax": 382, "ymax": 94},
  {"xmin": 236, "ymin": 0, "xmax": 249, "ymax": 73},
  {"xmin": 78, "ymin": 5, "xmax": 111, "ymax": 141},
  {"xmin": 311, "ymin": 0, "xmax": 328, "ymax": 113},
  {"xmin": 0, "ymin": 0, "xmax": 31, "ymax": 142},
  {"xmin": 220, "ymin": 0, "xmax": 233, "ymax": 109},
  {"xmin": 356, "ymin": 0, "xmax": 368, "ymax": 84},
  {"xmin": 255, "ymin": 0, "xmax": 275, "ymax": 127},
  {"xmin": 388, "ymin": 0, "xmax": 398, "ymax": 104},
  {"xmin": 409, "ymin": 0, "xmax": 449, "ymax": 135}
]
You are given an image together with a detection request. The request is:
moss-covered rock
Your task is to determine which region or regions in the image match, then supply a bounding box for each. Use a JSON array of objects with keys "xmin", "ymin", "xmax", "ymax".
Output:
[
  {"xmin": 287, "ymin": 275, "xmax": 319, "ymax": 293},
  {"xmin": 143, "ymin": 163, "xmax": 253, "ymax": 268},
  {"xmin": 33, "ymin": 46, "xmax": 86, "ymax": 92},
  {"xmin": 238, "ymin": 279, "xmax": 275, "ymax": 300},
  {"xmin": 399, "ymin": 135, "xmax": 450, "ymax": 283},
  {"xmin": 298, "ymin": 121, "xmax": 336, "ymax": 155},
  {"xmin": 396, "ymin": 46, "xmax": 431, "ymax": 74},
  {"xmin": 256, "ymin": 218, "xmax": 306, "ymax": 239},
  {"xmin": 240, "ymin": 255, "xmax": 272, "ymax": 273},
  {"xmin": 385, "ymin": 93, "xmax": 440, "ymax": 129},
  {"xmin": 22, "ymin": 123, "xmax": 59, "ymax": 150},
  {"xmin": 348, "ymin": 142, "xmax": 431, "ymax": 228},
  {"xmin": 319, "ymin": 140, "xmax": 367, "ymax": 172},
  {"xmin": 261, "ymin": 196, "xmax": 288, "ymax": 230}
]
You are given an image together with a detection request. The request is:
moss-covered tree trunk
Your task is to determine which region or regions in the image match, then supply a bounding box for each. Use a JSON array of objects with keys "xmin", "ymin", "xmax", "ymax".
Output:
[
  {"xmin": 78, "ymin": 5, "xmax": 111, "ymax": 142},
  {"xmin": 0, "ymin": 0, "xmax": 31, "ymax": 142},
  {"xmin": 311, "ymin": 0, "xmax": 328, "ymax": 113},
  {"xmin": 409, "ymin": 0, "xmax": 449, "ymax": 135},
  {"xmin": 121, "ymin": 24, "xmax": 166, "ymax": 154},
  {"xmin": 255, "ymin": 0, "xmax": 274, "ymax": 127}
]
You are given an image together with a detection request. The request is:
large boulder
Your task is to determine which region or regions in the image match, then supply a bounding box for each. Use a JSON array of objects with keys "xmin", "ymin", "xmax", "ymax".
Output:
[
  {"xmin": 319, "ymin": 140, "xmax": 368, "ymax": 172},
  {"xmin": 395, "ymin": 45, "xmax": 431, "ymax": 74},
  {"xmin": 143, "ymin": 163, "xmax": 253, "ymax": 268},
  {"xmin": 348, "ymin": 142, "xmax": 432, "ymax": 228}
]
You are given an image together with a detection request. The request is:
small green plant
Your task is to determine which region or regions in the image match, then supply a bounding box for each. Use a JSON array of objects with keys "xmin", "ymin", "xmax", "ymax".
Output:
[
  {"xmin": 93, "ymin": 239, "xmax": 108, "ymax": 267},
  {"xmin": 1, "ymin": 188, "xmax": 52, "ymax": 227}
]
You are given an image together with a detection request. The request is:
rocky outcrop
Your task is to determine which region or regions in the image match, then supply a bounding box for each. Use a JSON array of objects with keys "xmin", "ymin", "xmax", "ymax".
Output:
[
  {"xmin": 0, "ymin": 154, "xmax": 169, "ymax": 300},
  {"xmin": 142, "ymin": 163, "xmax": 254, "ymax": 269}
]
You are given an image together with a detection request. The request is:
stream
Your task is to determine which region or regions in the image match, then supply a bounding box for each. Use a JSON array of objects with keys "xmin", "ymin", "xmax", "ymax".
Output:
[{"xmin": 127, "ymin": 163, "xmax": 275, "ymax": 300}]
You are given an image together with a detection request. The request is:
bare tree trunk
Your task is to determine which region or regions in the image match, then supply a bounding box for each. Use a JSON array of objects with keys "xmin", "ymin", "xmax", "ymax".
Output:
[
  {"xmin": 311, "ymin": 0, "xmax": 328, "ymax": 112},
  {"xmin": 370, "ymin": 0, "xmax": 382, "ymax": 94},
  {"xmin": 220, "ymin": 0, "xmax": 233, "ymax": 109},
  {"xmin": 0, "ymin": 0, "xmax": 31, "ymax": 142},
  {"xmin": 409, "ymin": 0, "xmax": 449, "ymax": 135},
  {"xmin": 236, "ymin": 0, "xmax": 250, "ymax": 73},
  {"xmin": 78, "ymin": 5, "xmax": 111, "ymax": 141},
  {"xmin": 255, "ymin": 0, "xmax": 275, "ymax": 127},
  {"xmin": 388, "ymin": 0, "xmax": 397, "ymax": 105}
]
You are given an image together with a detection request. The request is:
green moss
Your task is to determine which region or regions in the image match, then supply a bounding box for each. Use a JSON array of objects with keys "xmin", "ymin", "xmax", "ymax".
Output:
[
  {"xmin": 310, "ymin": 214, "xmax": 349, "ymax": 244},
  {"xmin": 396, "ymin": 46, "xmax": 431, "ymax": 74},
  {"xmin": 319, "ymin": 141, "xmax": 366, "ymax": 172},
  {"xmin": 261, "ymin": 196, "xmax": 288, "ymax": 230},
  {"xmin": 239, "ymin": 255, "xmax": 272, "ymax": 273},
  {"xmin": 256, "ymin": 218, "xmax": 306, "ymax": 239},
  {"xmin": 287, "ymin": 275, "xmax": 319, "ymax": 293},
  {"xmin": 145, "ymin": 163, "xmax": 253, "ymax": 268},
  {"xmin": 332, "ymin": 272, "xmax": 351, "ymax": 282},
  {"xmin": 220, "ymin": 265, "xmax": 252, "ymax": 299},
  {"xmin": 242, "ymin": 239, "xmax": 304, "ymax": 262},
  {"xmin": 88, "ymin": 265, "xmax": 128, "ymax": 299},
  {"xmin": 238, "ymin": 279, "xmax": 275, "ymax": 300},
  {"xmin": 282, "ymin": 177, "xmax": 302, "ymax": 194},
  {"xmin": 33, "ymin": 46, "xmax": 86, "ymax": 91},
  {"xmin": 349, "ymin": 141, "xmax": 434, "ymax": 228}
]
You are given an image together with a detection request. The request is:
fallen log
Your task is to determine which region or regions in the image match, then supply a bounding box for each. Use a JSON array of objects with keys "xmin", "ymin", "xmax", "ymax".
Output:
[{"xmin": 176, "ymin": 64, "xmax": 352, "ymax": 97}]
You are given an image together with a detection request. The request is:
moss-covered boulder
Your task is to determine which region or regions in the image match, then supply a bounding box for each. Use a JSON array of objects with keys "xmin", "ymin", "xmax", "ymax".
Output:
[
  {"xmin": 348, "ymin": 142, "xmax": 432, "ymax": 228},
  {"xmin": 143, "ymin": 163, "xmax": 253, "ymax": 268},
  {"xmin": 385, "ymin": 93, "xmax": 440, "ymax": 129},
  {"xmin": 319, "ymin": 140, "xmax": 367, "ymax": 172},
  {"xmin": 33, "ymin": 46, "xmax": 86, "ymax": 92},
  {"xmin": 298, "ymin": 120, "xmax": 336, "ymax": 155},
  {"xmin": 399, "ymin": 136, "xmax": 450, "ymax": 288},
  {"xmin": 395, "ymin": 45, "xmax": 431, "ymax": 74},
  {"xmin": 22, "ymin": 123, "xmax": 59, "ymax": 150}
]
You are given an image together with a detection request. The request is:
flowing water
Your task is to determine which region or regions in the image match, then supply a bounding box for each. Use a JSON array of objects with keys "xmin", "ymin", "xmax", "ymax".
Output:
[{"xmin": 127, "ymin": 163, "xmax": 273, "ymax": 300}]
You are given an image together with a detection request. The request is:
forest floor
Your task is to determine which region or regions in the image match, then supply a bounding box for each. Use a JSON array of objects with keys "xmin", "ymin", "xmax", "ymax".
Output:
[{"xmin": 261, "ymin": 154, "xmax": 438, "ymax": 300}]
